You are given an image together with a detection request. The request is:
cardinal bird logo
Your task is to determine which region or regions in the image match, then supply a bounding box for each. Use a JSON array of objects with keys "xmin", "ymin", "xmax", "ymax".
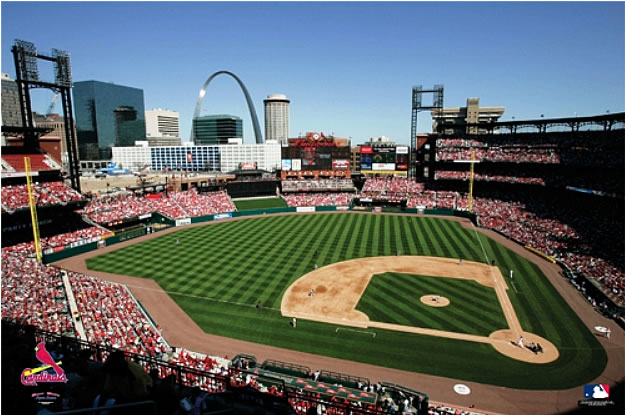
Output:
[{"xmin": 21, "ymin": 342, "xmax": 67, "ymax": 386}]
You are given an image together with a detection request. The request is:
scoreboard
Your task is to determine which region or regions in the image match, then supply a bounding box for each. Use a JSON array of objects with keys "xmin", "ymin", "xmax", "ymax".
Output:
[
  {"xmin": 282, "ymin": 134, "xmax": 351, "ymax": 172},
  {"xmin": 361, "ymin": 145, "xmax": 409, "ymax": 175}
]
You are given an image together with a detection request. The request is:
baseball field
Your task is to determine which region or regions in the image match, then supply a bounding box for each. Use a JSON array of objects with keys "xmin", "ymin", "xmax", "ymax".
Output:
[{"xmin": 85, "ymin": 213, "xmax": 607, "ymax": 389}]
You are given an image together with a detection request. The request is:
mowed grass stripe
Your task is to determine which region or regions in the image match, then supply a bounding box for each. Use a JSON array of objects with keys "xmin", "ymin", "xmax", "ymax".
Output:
[
  {"xmin": 235, "ymin": 216, "xmax": 310, "ymax": 304},
  {"xmin": 345, "ymin": 213, "xmax": 364, "ymax": 259},
  {"xmin": 221, "ymin": 216, "xmax": 305, "ymax": 299},
  {"xmin": 357, "ymin": 273, "xmax": 506, "ymax": 336},
  {"xmin": 391, "ymin": 273, "xmax": 505, "ymax": 330},
  {"xmin": 209, "ymin": 219, "xmax": 289, "ymax": 299},
  {"xmin": 439, "ymin": 220, "xmax": 483, "ymax": 262},
  {"xmin": 259, "ymin": 215, "xmax": 331, "ymax": 307}
]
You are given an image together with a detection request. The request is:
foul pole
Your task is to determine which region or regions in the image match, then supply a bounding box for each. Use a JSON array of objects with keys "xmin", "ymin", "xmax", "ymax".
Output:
[
  {"xmin": 468, "ymin": 150, "xmax": 476, "ymax": 212},
  {"xmin": 24, "ymin": 157, "xmax": 42, "ymax": 262}
]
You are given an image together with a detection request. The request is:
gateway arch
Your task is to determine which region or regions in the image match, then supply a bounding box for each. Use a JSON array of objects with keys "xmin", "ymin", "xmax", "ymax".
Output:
[{"xmin": 192, "ymin": 71, "xmax": 263, "ymax": 144}]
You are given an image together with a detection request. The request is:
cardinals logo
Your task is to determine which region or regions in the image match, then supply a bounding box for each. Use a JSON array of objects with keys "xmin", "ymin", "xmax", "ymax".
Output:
[{"xmin": 21, "ymin": 342, "xmax": 67, "ymax": 386}]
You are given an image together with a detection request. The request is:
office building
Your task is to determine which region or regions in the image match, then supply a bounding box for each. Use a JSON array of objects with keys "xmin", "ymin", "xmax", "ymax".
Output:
[
  {"xmin": 112, "ymin": 142, "xmax": 281, "ymax": 173},
  {"xmin": 73, "ymin": 80, "xmax": 146, "ymax": 160},
  {"xmin": 193, "ymin": 114, "xmax": 242, "ymax": 145},
  {"xmin": 264, "ymin": 94, "xmax": 290, "ymax": 146},
  {"xmin": 145, "ymin": 108, "xmax": 181, "ymax": 146},
  {"xmin": 431, "ymin": 97, "xmax": 504, "ymax": 135}
]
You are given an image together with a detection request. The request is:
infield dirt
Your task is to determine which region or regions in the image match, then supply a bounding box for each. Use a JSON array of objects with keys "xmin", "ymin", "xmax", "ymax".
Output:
[{"xmin": 281, "ymin": 255, "xmax": 558, "ymax": 364}]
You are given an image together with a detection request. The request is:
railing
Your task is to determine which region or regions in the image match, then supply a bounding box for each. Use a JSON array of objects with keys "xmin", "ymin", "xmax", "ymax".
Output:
[
  {"xmin": 318, "ymin": 369, "xmax": 370, "ymax": 389},
  {"xmin": 4, "ymin": 321, "xmax": 414, "ymax": 415},
  {"xmin": 262, "ymin": 359, "xmax": 311, "ymax": 378}
]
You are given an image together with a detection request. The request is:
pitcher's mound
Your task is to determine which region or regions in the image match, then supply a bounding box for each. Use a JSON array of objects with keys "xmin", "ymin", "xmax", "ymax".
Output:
[{"xmin": 421, "ymin": 295, "xmax": 450, "ymax": 307}]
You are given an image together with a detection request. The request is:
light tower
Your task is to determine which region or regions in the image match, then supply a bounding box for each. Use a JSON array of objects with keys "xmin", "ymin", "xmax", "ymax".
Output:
[{"xmin": 264, "ymin": 94, "xmax": 290, "ymax": 146}]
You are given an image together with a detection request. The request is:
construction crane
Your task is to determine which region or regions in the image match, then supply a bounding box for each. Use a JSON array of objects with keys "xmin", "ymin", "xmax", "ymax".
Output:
[{"xmin": 46, "ymin": 93, "xmax": 59, "ymax": 117}]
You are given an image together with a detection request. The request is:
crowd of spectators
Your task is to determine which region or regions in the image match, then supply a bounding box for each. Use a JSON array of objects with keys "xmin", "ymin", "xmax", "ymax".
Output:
[
  {"xmin": 435, "ymin": 130, "xmax": 624, "ymax": 168},
  {"xmin": 82, "ymin": 194, "xmax": 154, "ymax": 223},
  {"xmin": 82, "ymin": 190, "xmax": 235, "ymax": 223},
  {"xmin": 40, "ymin": 181, "xmax": 84, "ymax": 203},
  {"xmin": 436, "ymin": 147, "xmax": 560, "ymax": 164},
  {"xmin": 282, "ymin": 179, "xmax": 356, "ymax": 192},
  {"xmin": 1, "ymin": 244, "xmax": 76, "ymax": 335},
  {"xmin": 434, "ymin": 170, "xmax": 546, "ymax": 185},
  {"xmin": 42, "ymin": 226, "xmax": 110, "ymax": 250},
  {"xmin": 1, "ymin": 240, "xmax": 232, "ymax": 380},
  {"xmin": 469, "ymin": 192, "xmax": 624, "ymax": 302},
  {"xmin": 169, "ymin": 190, "xmax": 235, "ymax": 217},
  {"xmin": 2, "ymin": 181, "xmax": 84, "ymax": 212},
  {"xmin": 363, "ymin": 177, "xmax": 424, "ymax": 195},
  {"xmin": 3, "ymin": 321, "xmax": 232, "ymax": 415},
  {"xmin": 68, "ymin": 271, "xmax": 168, "ymax": 357},
  {"xmin": 283, "ymin": 192, "xmax": 355, "ymax": 207}
]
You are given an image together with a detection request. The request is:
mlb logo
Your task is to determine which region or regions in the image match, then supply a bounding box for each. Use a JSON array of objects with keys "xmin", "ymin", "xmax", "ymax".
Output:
[{"xmin": 583, "ymin": 384, "xmax": 610, "ymax": 399}]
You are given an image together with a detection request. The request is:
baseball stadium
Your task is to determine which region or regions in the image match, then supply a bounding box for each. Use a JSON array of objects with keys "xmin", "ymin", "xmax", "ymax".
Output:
[{"xmin": 3, "ymin": 104, "xmax": 624, "ymax": 415}]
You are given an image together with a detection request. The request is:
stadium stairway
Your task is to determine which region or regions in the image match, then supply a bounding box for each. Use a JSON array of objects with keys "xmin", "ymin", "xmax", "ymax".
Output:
[
  {"xmin": 1, "ymin": 157, "xmax": 16, "ymax": 172},
  {"xmin": 43, "ymin": 154, "xmax": 62, "ymax": 170},
  {"xmin": 60, "ymin": 270, "xmax": 87, "ymax": 341}
]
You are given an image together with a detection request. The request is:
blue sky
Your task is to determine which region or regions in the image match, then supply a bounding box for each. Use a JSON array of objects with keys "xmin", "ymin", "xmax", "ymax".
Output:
[{"xmin": 2, "ymin": 1, "xmax": 624, "ymax": 145}]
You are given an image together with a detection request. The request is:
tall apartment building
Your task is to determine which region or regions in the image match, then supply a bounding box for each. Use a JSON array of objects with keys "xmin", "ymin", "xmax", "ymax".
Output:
[
  {"xmin": 431, "ymin": 97, "xmax": 504, "ymax": 135},
  {"xmin": 145, "ymin": 108, "xmax": 181, "ymax": 146},
  {"xmin": 73, "ymin": 80, "xmax": 146, "ymax": 160},
  {"xmin": 264, "ymin": 94, "xmax": 290, "ymax": 146},
  {"xmin": 193, "ymin": 114, "xmax": 242, "ymax": 145}
]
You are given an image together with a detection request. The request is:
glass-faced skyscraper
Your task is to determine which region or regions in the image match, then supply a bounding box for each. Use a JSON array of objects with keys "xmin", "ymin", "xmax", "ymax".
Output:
[
  {"xmin": 73, "ymin": 80, "xmax": 146, "ymax": 160},
  {"xmin": 193, "ymin": 114, "xmax": 243, "ymax": 145}
]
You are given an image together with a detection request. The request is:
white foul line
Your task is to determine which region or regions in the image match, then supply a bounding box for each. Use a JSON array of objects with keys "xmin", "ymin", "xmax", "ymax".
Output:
[{"xmin": 335, "ymin": 327, "xmax": 376, "ymax": 338}]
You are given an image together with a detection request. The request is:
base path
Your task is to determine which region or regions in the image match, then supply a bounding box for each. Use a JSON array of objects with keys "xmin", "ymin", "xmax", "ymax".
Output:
[{"xmin": 281, "ymin": 255, "xmax": 558, "ymax": 364}]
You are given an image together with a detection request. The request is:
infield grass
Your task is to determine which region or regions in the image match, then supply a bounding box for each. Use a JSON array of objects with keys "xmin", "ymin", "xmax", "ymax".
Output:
[
  {"xmin": 356, "ymin": 273, "xmax": 507, "ymax": 336},
  {"xmin": 86, "ymin": 213, "xmax": 606, "ymax": 389}
]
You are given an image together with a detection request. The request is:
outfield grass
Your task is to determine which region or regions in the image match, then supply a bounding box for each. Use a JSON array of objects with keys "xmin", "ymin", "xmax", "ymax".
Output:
[
  {"xmin": 357, "ymin": 273, "xmax": 507, "ymax": 336},
  {"xmin": 234, "ymin": 197, "xmax": 287, "ymax": 211},
  {"xmin": 86, "ymin": 213, "xmax": 606, "ymax": 389}
]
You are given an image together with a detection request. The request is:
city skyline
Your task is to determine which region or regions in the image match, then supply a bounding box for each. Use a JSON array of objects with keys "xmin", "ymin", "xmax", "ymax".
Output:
[{"xmin": 1, "ymin": 1, "xmax": 624, "ymax": 146}]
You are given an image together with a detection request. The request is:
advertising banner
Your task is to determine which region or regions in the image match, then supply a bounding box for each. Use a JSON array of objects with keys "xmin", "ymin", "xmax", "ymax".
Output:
[
  {"xmin": 291, "ymin": 159, "xmax": 301, "ymax": 171},
  {"xmin": 282, "ymin": 159, "xmax": 292, "ymax": 171},
  {"xmin": 138, "ymin": 213, "xmax": 152, "ymax": 220},
  {"xmin": 175, "ymin": 218, "xmax": 191, "ymax": 227},
  {"xmin": 372, "ymin": 163, "xmax": 396, "ymax": 171},
  {"xmin": 296, "ymin": 206, "xmax": 316, "ymax": 213},
  {"xmin": 214, "ymin": 213, "xmax": 233, "ymax": 220},
  {"xmin": 396, "ymin": 146, "xmax": 409, "ymax": 154},
  {"xmin": 240, "ymin": 162, "xmax": 257, "ymax": 170},
  {"xmin": 360, "ymin": 155, "xmax": 372, "ymax": 170},
  {"xmin": 360, "ymin": 146, "xmax": 373, "ymax": 154},
  {"xmin": 303, "ymin": 147, "xmax": 316, "ymax": 166},
  {"xmin": 332, "ymin": 159, "xmax": 350, "ymax": 170}
]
